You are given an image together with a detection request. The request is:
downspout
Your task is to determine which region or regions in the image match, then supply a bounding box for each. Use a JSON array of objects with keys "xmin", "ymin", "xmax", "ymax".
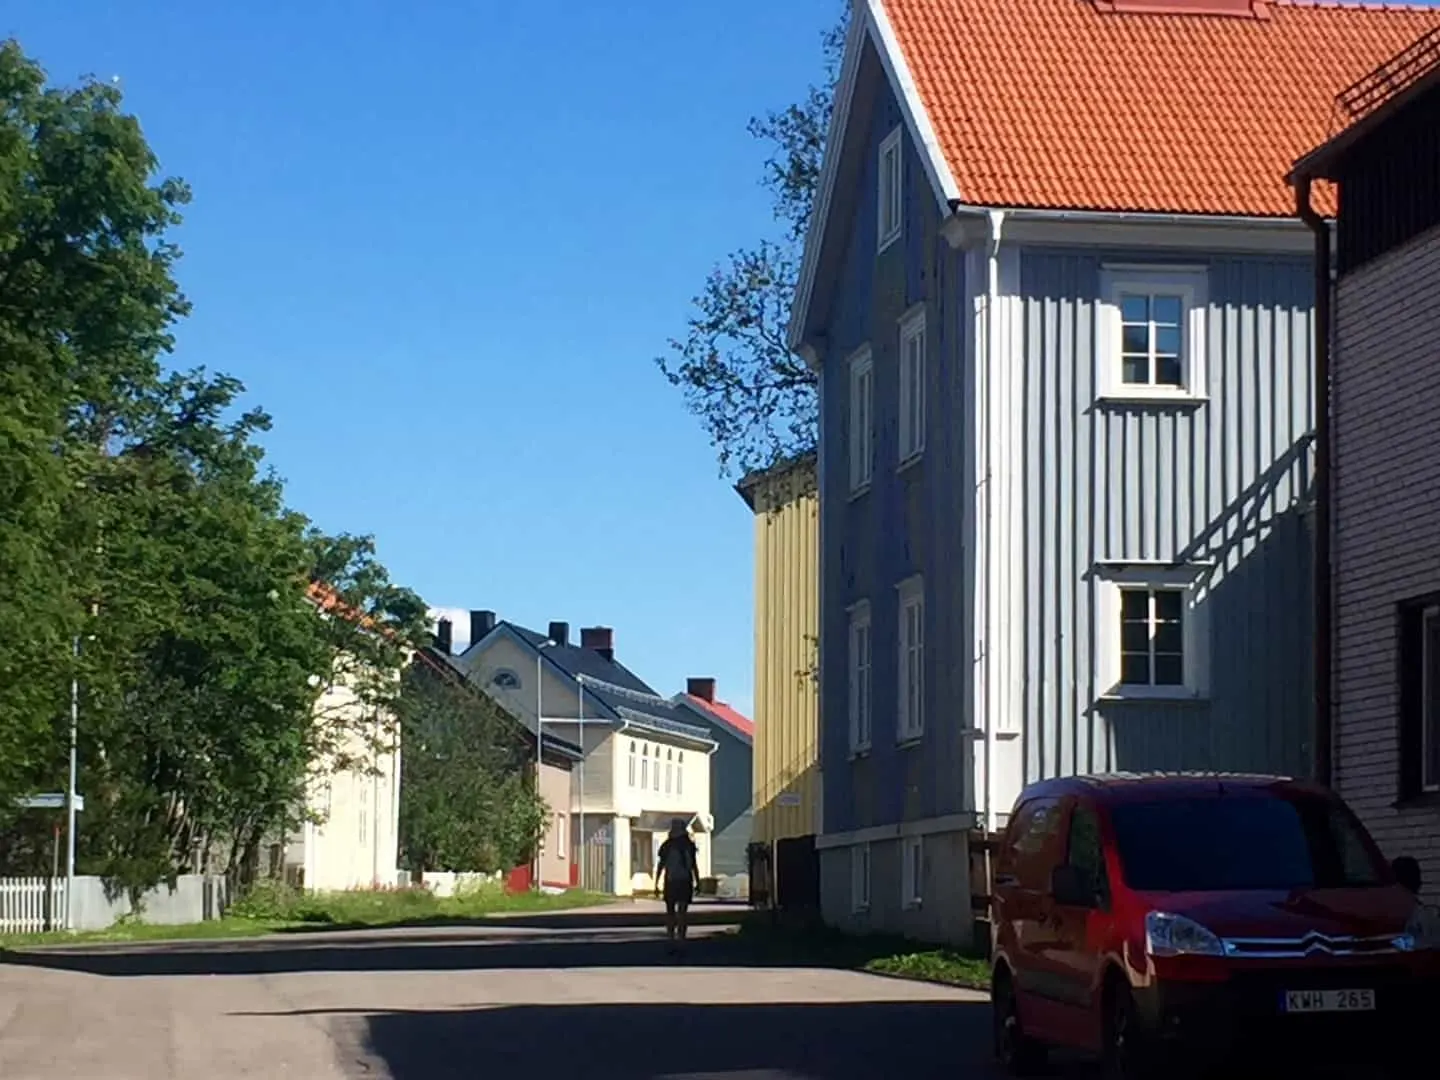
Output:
[
  {"xmin": 1296, "ymin": 177, "xmax": 1333, "ymax": 788},
  {"xmin": 983, "ymin": 208, "xmax": 1007, "ymax": 833}
]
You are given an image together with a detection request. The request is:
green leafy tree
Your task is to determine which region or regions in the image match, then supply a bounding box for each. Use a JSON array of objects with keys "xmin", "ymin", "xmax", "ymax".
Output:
[
  {"xmin": 657, "ymin": 10, "xmax": 848, "ymax": 477},
  {"xmin": 397, "ymin": 659, "xmax": 550, "ymax": 874}
]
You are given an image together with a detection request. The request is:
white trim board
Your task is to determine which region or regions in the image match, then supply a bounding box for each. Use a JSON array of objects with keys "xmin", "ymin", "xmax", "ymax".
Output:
[{"xmin": 815, "ymin": 813, "xmax": 978, "ymax": 851}]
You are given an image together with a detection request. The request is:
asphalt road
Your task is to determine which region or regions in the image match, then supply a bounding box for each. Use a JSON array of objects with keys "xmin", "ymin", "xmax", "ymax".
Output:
[{"xmin": 0, "ymin": 902, "xmax": 997, "ymax": 1080}]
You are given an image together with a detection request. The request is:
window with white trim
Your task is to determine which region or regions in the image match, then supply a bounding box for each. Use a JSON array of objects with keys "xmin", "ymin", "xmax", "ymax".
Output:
[
  {"xmin": 898, "ymin": 305, "xmax": 926, "ymax": 463},
  {"xmin": 877, "ymin": 126, "xmax": 903, "ymax": 251},
  {"xmin": 1095, "ymin": 566, "xmax": 1209, "ymax": 701},
  {"xmin": 1098, "ymin": 266, "xmax": 1208, "ymax": 400},
  {"xmin": 1120, "ymin": 588, "xmax": 1185, "ymax": 688},
  {"xmin": 897, "ymin": 576, "xmax": 925, "ymax": 740},
  {"xmin": 901, "ymin": 835, "xmax": 923, "ymax": 909},
  {"xmin": 653, "ymin": 750, "xmax": 661, "ymax": 791},
  {"xmin": 641, "ymin": 746, "xmax": 649, "ymax": 790},
  {"xmin": 677, "ymin": 752, "xmax": 685, "ymax": 797},
  {"xmin": 848, "ymin": 346, "xmax": 874, "ymax": 493},
  {"xmin": 665, "ymin": 750, "xmax": 673, "ymax": 795},
  {"xmin": 556, "ymin": 813, "xmax": 567, "ymax": 859},
  {"xmin": 848, "ymin": 601, "xmax": 872, "ymax": 752},
  {"xmin": 628, "ymin": 740, "xmax": 637, "ymax": 787},
  {"xmin": 850, "ymin": 843, "xmax": 871, "ymax": 913}
]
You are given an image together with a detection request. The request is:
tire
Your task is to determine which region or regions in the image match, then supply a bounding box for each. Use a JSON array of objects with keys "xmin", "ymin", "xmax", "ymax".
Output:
[
  {"xmin": 1102, "ymin": 981, "xmax": 1159, "ymax": 1080},
  {"xmin": 992, "ymin": 967, "xmax": 1047, "ymax": 1076}
]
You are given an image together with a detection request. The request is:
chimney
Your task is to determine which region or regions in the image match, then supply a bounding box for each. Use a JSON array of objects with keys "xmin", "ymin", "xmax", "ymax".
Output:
[
  {"xmin": 687, "ymin": 677, "xmax": 717, "ymax": 703},
  {"xmin": 469, "ymin": 609, "xmax": 496, "ymax": 645},
  {"xmin": 547, "ymin": 621, "xmax": 570, "ymax": 647},
  {"xmin": 581, "ymin": 625, "xmax": 614, "ymax": 662},
  {"xmin": 434, "ymin": 617, "xmax": 454, "ymax": 655}
]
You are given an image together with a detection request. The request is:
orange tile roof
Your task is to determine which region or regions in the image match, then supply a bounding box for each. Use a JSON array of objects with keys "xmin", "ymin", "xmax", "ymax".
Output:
[{"xmin": 880, "ymin": 0, "xmax": 1440, "ymax": 216}]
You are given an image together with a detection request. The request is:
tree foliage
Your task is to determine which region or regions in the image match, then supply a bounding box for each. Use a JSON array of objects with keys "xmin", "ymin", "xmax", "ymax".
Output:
[
  {"xmin": 657, "ymin": 10, "xmax": 849, "ymax": 478},
  {"xmin": 396, "ymin": 660, "xmax": 550, "ymax": 874},
  {"xmin": 0, "ymin": 39, "xmax": 449, "ymax": 898}
]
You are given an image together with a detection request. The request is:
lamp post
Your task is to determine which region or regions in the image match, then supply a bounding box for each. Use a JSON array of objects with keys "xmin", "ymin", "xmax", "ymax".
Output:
[
  {"xmin": 533, "ymin": 640, "xmax": 554, "ymax": 891},
  {"xmin": 577, "ymin": 674, "xmax": 587, "ymax": 893}
]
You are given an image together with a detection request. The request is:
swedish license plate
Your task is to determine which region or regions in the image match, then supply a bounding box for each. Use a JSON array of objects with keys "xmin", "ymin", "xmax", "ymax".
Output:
[{"xmin": 1282, "ymin": 988, "xmax": 1376, "ymax": 1013}]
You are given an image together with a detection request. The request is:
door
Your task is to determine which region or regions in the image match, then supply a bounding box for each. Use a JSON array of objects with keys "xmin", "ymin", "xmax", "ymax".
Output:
[
  {"xmin": 1047, "ymin": 799, "xmax": 1111, "ymax": 1051},
  {"xmin": 994, "ymin": 797, "xmax": 1067, "ymax": 1039}
]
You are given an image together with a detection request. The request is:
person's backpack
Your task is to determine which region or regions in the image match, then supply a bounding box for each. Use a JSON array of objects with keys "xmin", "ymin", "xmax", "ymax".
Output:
[{"xmin": 661, "ymin": 836, "xmax": 695, "ymax": 883}]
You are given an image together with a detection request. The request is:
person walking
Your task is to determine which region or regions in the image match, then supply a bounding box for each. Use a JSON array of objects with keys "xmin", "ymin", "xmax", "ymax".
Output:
[{"xmin": 654, "ymin": 817, "xmax": 700, "ymax": 953}]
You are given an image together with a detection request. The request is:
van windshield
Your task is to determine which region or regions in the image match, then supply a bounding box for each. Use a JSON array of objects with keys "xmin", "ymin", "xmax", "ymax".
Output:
[{"xmin": 1110, "ymin": 794, "xmax": 1385, "ymax": 892}]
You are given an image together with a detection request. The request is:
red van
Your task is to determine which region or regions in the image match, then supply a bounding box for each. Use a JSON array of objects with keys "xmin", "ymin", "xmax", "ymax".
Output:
[{"xmin": 989, "ymin": 773, "xmax": 1439, "ymax": 1078}]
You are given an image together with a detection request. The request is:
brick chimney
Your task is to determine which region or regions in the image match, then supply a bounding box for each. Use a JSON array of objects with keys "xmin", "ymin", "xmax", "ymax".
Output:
[
  {"xmin": 581, "ymin": 626, "xmax": 614, "ymax": 662},
  {"xmin": 434, "ymin": 617, "xmax": 454, "ymax": 655},
  {"xmin": 547, "ymin": 621, "xmax": 570, "ymax": 647},
  {"xmin": 687, "ymin": 677, "xmax": 717, "ymax": 703},
  {"xmin": 469, "ymin": 609, "xmax": 496, "ymax": 645}
]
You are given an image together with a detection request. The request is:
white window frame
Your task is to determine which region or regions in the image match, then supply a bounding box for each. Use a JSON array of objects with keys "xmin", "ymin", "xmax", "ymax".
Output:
[
  {"xmin": 848, "ymin": 600, "xmax": 873, "ymax": 753},
  {"xmin": 556, "ymin": 813, "xmax": 567, "ymax": 859},
  {"xmin": 1422, "ymin": 606, "xmax": 1440, "ymax": 793},
  {"xmin": 1094, "ymin": 564, "xmax": 1210, "ymax": 701},
  {"xmin": 850, "ymin": 842, "xmax": 871, "ymax": 913},
  {"xmin": 1097, "ymin": 265, "xmax": 1209, "ymax": 403},
  {"xmin": 640, "ymin": 747, "xmax": 649, "ymax": 791},
  {"xmin": 877, "ymin": 126, "xmax": 903, "ymax": 252},
  {"xmin": 628, "ymin": 740, "xmax": 637, "ymax": 787},
  {"xmin": 897, "ymin": 575, "xmax": 925, "ymax": 741},
  {"xmin": 898, "ymin": 304, "xmax": 926, "ymax": 465},
  {"xmin": 848, "ymin": 345, "xmax": 874, "ymax": 495},
  {"xmin": 901, "ymin": 835, "xmax": 923, "ymax": 910},
  {"xmin": 677, "ymin": 752, "xmax": 685, "ymax": 797},
  {"xmin": 665, "ymin": 752, "xmax": 673, "ymax": 795}
]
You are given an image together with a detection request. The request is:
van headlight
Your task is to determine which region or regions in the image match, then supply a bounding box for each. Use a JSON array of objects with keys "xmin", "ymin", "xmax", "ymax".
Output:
[
  {"xmin": 1395, "ymin": 904, "xmax": 1440, "ymax": 952},
  {"xmin": 1146, "ymin": 911, "xmax": 1225, "ymax": 957}
]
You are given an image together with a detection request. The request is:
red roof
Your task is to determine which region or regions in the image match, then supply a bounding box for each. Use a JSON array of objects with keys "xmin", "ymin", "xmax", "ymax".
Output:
[
  {"xmin": 877, "ymin": 0, "xmax": 1440, "ymax": 216},
  {"xmin": 685, "ymin": 695, "xmax": 755, "ymax": 739}
]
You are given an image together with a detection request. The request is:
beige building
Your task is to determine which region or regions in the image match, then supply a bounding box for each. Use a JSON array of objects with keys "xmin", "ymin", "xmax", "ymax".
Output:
[
  {"xmin": 738, "ymin": 454, "xmax": 822, "ymax": 849},
  {"xmin": 457, "ymin": 613, "xmax": 718, "ymax": 896}
]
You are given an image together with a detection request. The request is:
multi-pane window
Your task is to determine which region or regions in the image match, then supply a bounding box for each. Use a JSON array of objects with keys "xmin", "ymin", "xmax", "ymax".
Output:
[
  {"xmin": 878, "ymin": 126, "xmax": 903, "ymax": 251},
  {"xmin": 851, "ymin": 843, "xmax": 871, "ymax": 913},
  {"xmin": 901, "ymin": 836, "xmax": 923, "ymax": 909},
  {"xmin": 899, "ymin": 307, "xmax": 926, "ymax": 462},
  {"xmin": 1119, "ymin": 293, "xmax": 1184, "ymax": 387},
  {"xmin": 898, "ymin": 578, "xmax": 925, "ymax": 740},
  {"xmin": 1120, "ymin": 588, "xmax": 1184, "ymax": 687},
  {"xmin": 628, "ymin": 740, "xmax": 637, "ymax": 787},
  {"xmin": 848, "ymin": 602, "xmax": 872, "ymax": 751},
  {"xmin": 1099, "ymin": 267, "xmax": 1208, "ymax": 400},
  {"xmin": 849, "ymin": 346, "xmax": 874, "ymax": 493}
]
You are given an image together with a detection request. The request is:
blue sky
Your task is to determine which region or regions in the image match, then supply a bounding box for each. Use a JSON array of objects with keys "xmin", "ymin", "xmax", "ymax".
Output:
[{"xmin": 9, "ymin": 0, "xmax": 841, "ymax": 717}]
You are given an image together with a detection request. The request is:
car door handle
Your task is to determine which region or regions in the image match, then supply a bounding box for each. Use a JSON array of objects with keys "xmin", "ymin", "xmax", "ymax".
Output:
[{"xmin": 994, "ymin": 873, "xmax": 1018, "ymax": 887}]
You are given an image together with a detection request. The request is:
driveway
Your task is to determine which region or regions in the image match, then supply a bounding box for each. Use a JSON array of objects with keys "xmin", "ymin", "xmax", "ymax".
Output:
[{"xmin": 0, "ymin": 902, "xmax": 994, "ymax": 1080}]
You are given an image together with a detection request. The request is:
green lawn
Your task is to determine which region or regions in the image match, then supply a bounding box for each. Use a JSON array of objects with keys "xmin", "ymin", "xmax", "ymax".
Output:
[
  {"xmin": 731, "ymin": 913, "xmax": 992, "ymax": 990},
  {"xmin": 0, "ymin": 882, "xmax": 614, "ymax": 950}
]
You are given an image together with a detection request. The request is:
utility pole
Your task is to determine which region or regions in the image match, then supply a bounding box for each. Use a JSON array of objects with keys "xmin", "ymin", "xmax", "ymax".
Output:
[{"xmin": 65, "ymin": 634, "xmax": 79, "ymax": 930}]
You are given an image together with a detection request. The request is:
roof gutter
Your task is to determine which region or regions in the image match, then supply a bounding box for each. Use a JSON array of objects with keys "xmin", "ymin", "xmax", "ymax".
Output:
[
  {"xmin": 946, "ymin": 200, "xmax": 1315, "ymax": 231},
  {"xmin": 1294, "ymin": 176, "xmax": 1334, "ymax": 790}
]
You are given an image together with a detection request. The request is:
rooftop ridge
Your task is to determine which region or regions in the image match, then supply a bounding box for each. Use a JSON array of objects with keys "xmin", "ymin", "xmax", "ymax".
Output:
[
  {"xmin": 1335, "ymin": 23, "xmax": 1440, "ymax": 120},
  {"xmin": 1271, "ymin": 0, "xmax": 1440, "ymax": 13}
]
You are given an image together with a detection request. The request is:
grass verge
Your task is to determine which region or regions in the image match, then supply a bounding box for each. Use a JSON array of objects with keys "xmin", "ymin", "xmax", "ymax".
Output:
[
  {"xmin": 731, "ymin": 912, "xmax": 991, "ymax": 991},
  {"xmin": 0, "ymin": 881, "xmax": 614, "ymax": 950}
]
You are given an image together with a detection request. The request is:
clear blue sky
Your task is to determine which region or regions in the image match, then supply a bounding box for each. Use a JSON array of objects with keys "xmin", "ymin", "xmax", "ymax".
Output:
[{"xmin": 9, "ymin": 0, "xmax": 841, "ymax": 717}]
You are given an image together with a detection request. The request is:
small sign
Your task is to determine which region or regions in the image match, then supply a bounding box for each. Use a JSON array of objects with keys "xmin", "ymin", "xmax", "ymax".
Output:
[
  {"xmin": 777, "ymin": 792, "xmax": 802, "ymax": 808},
  {"xmin": 15, "ymin": 793, "xmax": 84, "ymax": 812}
]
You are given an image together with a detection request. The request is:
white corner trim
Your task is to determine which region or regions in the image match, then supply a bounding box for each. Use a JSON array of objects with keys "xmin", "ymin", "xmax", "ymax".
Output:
[{"xmin": 788, "ymin": 0, "xmax": 961, "ymax": 356}]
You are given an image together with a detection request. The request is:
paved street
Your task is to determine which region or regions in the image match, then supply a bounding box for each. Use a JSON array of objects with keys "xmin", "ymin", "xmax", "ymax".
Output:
[{"xmin": 0, "ymin": 903, "xmax": 998, "ymax": 1080}]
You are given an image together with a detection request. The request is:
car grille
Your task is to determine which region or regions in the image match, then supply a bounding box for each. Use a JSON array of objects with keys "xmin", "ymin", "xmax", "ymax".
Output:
[{"xmin": 1220, "ymin": 932, "xmax": 1402, "ymax": 959}]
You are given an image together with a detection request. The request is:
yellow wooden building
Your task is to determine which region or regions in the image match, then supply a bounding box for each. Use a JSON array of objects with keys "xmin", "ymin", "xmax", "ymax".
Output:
[{"xmin": 737, "ymin": 454, "xmax": 821, "ymax": 846}]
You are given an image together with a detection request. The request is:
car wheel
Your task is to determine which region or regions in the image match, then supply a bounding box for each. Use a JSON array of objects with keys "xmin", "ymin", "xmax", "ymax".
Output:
[
  {"xmin": 992, "ymin": 967, "xmax": 1047, "ymax": 1076},
  {"xmin": 1102, "ymin": 982, "xmax": 1157, "ymax": 1080}
]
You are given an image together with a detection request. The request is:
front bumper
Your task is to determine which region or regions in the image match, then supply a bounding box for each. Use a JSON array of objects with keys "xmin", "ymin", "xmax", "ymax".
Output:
[{"xmin": 1133, "ymin": 964, "xmax": 1440, "ymax": 1065}]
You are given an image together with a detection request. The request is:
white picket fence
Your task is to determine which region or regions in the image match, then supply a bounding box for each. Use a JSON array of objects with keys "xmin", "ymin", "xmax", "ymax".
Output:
[{"xmin": 0, "ymin": 877, "xmax": 67, "ymax": 934}]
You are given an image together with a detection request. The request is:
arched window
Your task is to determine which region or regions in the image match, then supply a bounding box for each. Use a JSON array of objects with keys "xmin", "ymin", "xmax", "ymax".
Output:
[
  {"xmin": 627, "ymin": 740, "xmax": 637, "ymax": 787},
  {"xmin": 640, "ymin": 745, "xmax": 649, "ymax": 790},
  {"xmin": 665, "ymin": 748, "xmax": 673, "ymax": 794}
]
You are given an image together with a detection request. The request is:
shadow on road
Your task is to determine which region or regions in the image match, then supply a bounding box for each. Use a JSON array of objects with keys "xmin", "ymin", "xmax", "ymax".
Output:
[
  {"xmin": 0, "ymin": 909, "xmax": 913, "ymax": 980},
  {"xmin": 268, "ymin": 903, "xmax": 749, "ymax": 936},
  {"xmin": 265, "ymin": 1000, "xmax": 1004, "ymax": 1080}
]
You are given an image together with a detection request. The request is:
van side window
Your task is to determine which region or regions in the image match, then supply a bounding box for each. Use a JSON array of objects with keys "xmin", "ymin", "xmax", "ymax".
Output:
[
  {"xmin": 1005, "ymin": 797, "xmax": 1064, "ymax": 890},
  {"xmin": 1067, "ymin": 803, "xmax": 1109, "ymax": 906}
]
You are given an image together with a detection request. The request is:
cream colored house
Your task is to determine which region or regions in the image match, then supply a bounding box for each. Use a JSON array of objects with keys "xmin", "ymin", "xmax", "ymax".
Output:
[
  {"xmin": 280, "ymin": 663, "xmax": 401, "ymax": 891},
  {"xmin": 457, "ymin": 613, "xmax": 718, "ymax": 896}
]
